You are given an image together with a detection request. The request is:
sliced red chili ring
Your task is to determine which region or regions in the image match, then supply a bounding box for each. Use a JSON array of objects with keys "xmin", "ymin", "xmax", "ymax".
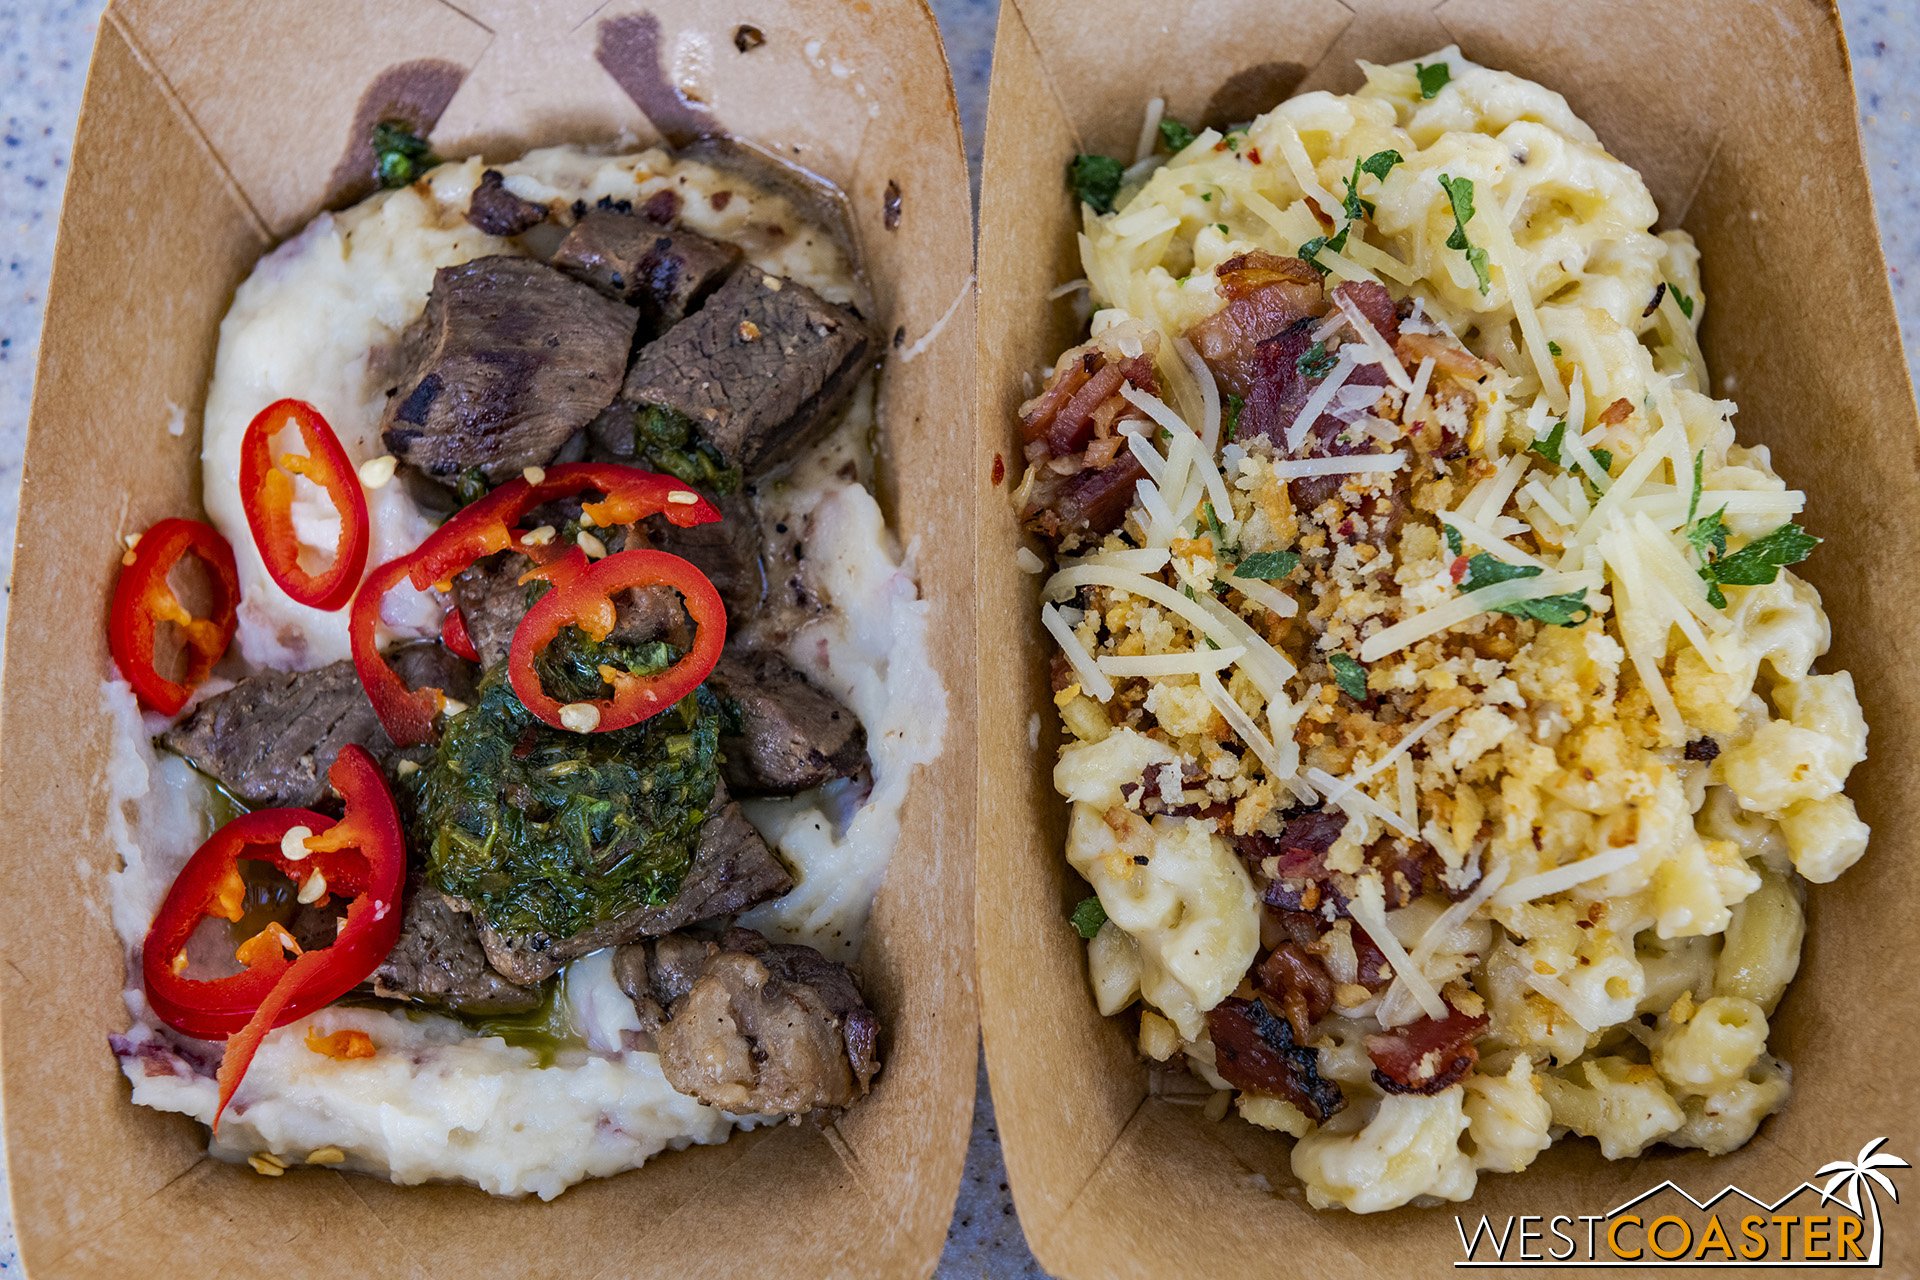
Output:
[
  {"xmin": 108, "ymin": 517, "xmax": 241, "ymax": 716},
  {"xmin": 440, "ymin": 604, "xmax": 480, "ymax": 662},
  {"xmin": 348, "ymin": 554, "xmax": 443, "ymax": 747},
  {"xmin": 141, "ymin": 744, "xmax": 406, "ymax": 1128},
  {"xmin": 238, "ymin": 399, "xmax": 371, "ymax": 611},
  {"xmin": 507, "ymin": 547, "xmax": 726, "ymax": 734}
]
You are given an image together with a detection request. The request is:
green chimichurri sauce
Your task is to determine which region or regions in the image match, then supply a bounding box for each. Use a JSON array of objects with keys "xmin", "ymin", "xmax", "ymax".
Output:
[{"xmin": 412, "ymin": 631, "xmax": 721, "ymax": 943}]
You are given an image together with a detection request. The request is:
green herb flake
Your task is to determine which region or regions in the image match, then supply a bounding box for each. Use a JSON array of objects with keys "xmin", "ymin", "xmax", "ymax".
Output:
[
  {"xmin": 1590, "ymin": 447, "xmax": 1615, "ymax": 475},
  {"xmin": 1069, "ymin": 154, "xmax": 1125, "ymax": 214},
  {"xmin": 1225, "ymin": 393, "xmax": 1245, "ymax": 441},
  {"xmin": 1444, "ymin": 523, "xmax": 1464, "ymax": 557},
  {"xmin": 1215, "ymin": 223, "xmax": 1231, "ymax": 236},
  {"xmin": 1671, "ymin": 282, "xmax": 1697, "ymax": 320},
  {"xmin": 1416, "ymin": 61, "xmax": 1452, "ymax": 99},
  {"xmin": 1438, "ymin": 174, "xmax": 1492, "ymax": 295},
  {"xmin": 1341, "ymin": 149, "xmax": 1404, "ymax": 223},
  {"xmin": 1527, "ymin": 419, "xmax": 1568, "ymax": 467},
  {"xmin": 1202, "ymin": 502, "xmax": 1235, "ymax": 560},
  {"xmin": 1687, "ymin": 450, "xmax": 1705, "ymax": 524},
  {"xmin": 372, "ymin": 121, "xmax": 437, "ymax": 189},
  {"xmin": 1496, "ymin": 591, "xmax": 1594, "ymax": 626},
  {"xmin": 1158, "ymin": 117, "xmax": 1197, "ymax": 154},
  {"xmin": 1070, "ymin": 895, "xmax": 1109, "ymax": 939},
  {"xmin": 1200, "ymin": 191, "xmax": 1213, "ymax": 202},
  {"xmin": 631, "ymin": 404, "xmax": 741, "ymax": 495},
  {"xmin": 1234, "ymin": 549, "xmax": 1300, "ymax": 581},
  {"xmin": 1329, "ymin": 652, "xmax": 1369, "ymax": 700},
  {"xmin": 1299, "ymin": 225, "xmax": 1350, "ymax": 275},
  {"xmin": 1296, "ymin": 340, "xmax": 1337, "ymax": 380},
  {"xmin": 1686, "ymin": 507, "xmax": 1731, "ymax": 562},
  {"xmin": 1459, "ymin": 552, "xmax": 1542, "ymax": 594},
  {"xmin": 1548, "ymin": 341, "xmax": 1563, "ymax": 357},
  {"xmin": 1702, "ymin": 522, "xmax": 1820, "ymax": 590}
]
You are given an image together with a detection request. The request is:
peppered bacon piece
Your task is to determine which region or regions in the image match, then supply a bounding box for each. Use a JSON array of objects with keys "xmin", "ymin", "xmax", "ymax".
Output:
[
  {"xmin": 1016, "ymin": 338, "xmax": 1160, "ymax": 544},
  {"xmin": 1239, "ymin": 809, "xmax": 1461, "ymax": 918},
  {"xmin": 1255, "ymin": 943, "xmax": 1334, "ymax": 1039},
  {"xmin": 1207, "ymin": 996, "xmax": 1347, "ymax": 1122},
  {"xmin": 1332, "ymin": 279, "xmax": 1400, "ymax": 347},
  {"xmin": 1365, "ymin": 1003, "xmax": 1487, "ymax": 1095},
  {"xmin": 1187, "ymin": 252, "xmax": 1325, "ymax": 398}
]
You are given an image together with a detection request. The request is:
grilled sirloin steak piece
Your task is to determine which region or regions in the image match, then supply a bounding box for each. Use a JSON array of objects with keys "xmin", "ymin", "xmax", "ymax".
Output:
[
  {"xmin": 465, "ymin": 168, "xmax": 550, "ymax": 238},
  {"xmin": 369, "ymin": 880, "xmax": 544, "ymax": 1015},
  {"xmin": 646, "ymin": 489, "xmax": 765, "ymax": 617},
  {"xmin": 380, "ymin": 256, "xmax": 637, "ymax": 484},
  {"xmin": 159, "ymin": 648, "xmax": 473, "ymax": 809},
  {"xmin": 451, "ymin": 546, "xmax": 693, "ymax": 669},
  {"xmin": 552, "ymin": 209, "xmax": 740, "ymax": 328},
  {"xmin": 708, "ymin": 647, "xmax": 865, "ymax": 795},
  {"xmin": 594, "ymin": 269, "xmax": 871, "ymax": 476},
  {"xmin": 613, "ymin": 927, "xmax": 879, "ymax": 1116},
  {"xmin": 474, "ymin": 784, "xmax": 792, "ymax": 985}
]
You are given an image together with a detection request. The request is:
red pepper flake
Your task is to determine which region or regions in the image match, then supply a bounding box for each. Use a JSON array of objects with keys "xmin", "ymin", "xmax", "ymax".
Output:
[
  {"xmin": 1244, "ymin": 147, "xmax": 1262, "ymax": 164},
  {"xmin": 991, "ymin": 452, "xmax": 1006, "ymax": 486},
  {"xmin": 1449, "ymin": 554, "xmax": 1470, "ymax": 583},
  {"xmin": 305, "ymin": 1027, "xmax": 376, "ymax": 1060}
]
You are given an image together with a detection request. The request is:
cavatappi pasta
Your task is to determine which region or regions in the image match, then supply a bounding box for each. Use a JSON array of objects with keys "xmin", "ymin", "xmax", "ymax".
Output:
[{"xmin": 1014, "ymin": 49, "xmax": 1868, "ymax": 1212}]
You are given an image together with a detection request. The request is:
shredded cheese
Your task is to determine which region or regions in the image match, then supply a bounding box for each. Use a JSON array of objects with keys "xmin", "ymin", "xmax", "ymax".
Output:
[{"xmin": 1042, "ymin": 604, "xmax": 1114, "ymax": 702}]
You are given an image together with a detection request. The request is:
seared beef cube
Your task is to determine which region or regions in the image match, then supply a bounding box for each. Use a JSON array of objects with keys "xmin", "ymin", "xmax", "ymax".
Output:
[
  {"xmin": 465, "ymin": 169, "xmax": 549, "ymax": 237},
  {"xmin": 452, "ymin": 547, "xmax": 693, "ymax": 669},
  {"xmin": 161, "ymin": 649, "xmax": 473, "ymax": 809},
  {"xmin": 474, "ymin": 783, "xmax": 791, "ymax": 985},
  {"xmin": 613, "ymin": 927, "xmax": 879, "ymax": 1115},
  {"xmin": 369, "ymin": 881, "xmax": 543, "ymax": 1014},
  {"xmin": 605, "ymin": 269, "xmax": 871, "ymax": 475},
  {"xmin": 646, "ymin": 489, "xmax": 764, "ymax": 616},
  {"xmin": 552, "ymin": 210, "xmax": 739, "ymax": 327},
  {"xmin": 380, "ymin": 256, "xmax": 637, "ymax": 484},
  {"xmin": 708, "ymin": 647, "xmax": 865, "ymax": 795}
]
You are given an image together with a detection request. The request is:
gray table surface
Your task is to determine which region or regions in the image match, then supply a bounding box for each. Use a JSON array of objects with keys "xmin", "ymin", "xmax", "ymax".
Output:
[{"xmin": 0, "ymin": 2, "xmax": 1913, "ymax": 1275}]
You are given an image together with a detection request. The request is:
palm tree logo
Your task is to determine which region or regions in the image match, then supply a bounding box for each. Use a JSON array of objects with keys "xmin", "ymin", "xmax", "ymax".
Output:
[{"xmin": 1816, "ymin": 1137, "xmax": 1911, "ymax": 1266}]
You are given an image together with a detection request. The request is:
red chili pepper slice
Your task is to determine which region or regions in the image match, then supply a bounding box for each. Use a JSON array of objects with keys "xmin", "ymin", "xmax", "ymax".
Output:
[
  {"xmin": 108, "ymin": 517, "xmax": 241, "ymax": 716},
  {"xmin": 348, "ymin": 554, "xmax": 444, "ymax": 747},
  {"xmin": 238, "ymin": 399, "xmax": 371, "ymax": 611},
  {"xmin": 141, "ymin": 744, "xmax": 406, "ymax": 1129},
  {"xmin": 349, "ymin": 464, "xmax": 722, "ymax": 745},
  {"xmin": 406, "ymin": 462, "xmax": 721, "ymax": 592},
  {"xmin": 440, "ymin": 604, "xmax": 480, "ymax": 662},
  {"xmin": 507, "ymin": 548, "xmax": 726, "ymax": 733}
]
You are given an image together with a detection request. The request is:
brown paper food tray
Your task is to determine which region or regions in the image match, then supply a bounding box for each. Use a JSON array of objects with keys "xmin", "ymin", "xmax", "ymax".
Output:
[
  {"xmin": 0, "ymin": 2, "xmax": 976, "ymax": 1277},
  {"xmin": 976, "ymin": 1, "xmax": 1920, "ymax": 1275}
]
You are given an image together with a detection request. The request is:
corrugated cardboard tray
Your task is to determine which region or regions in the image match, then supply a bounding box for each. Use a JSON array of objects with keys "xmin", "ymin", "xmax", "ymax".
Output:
[
  {"xmin": 0, "ymin": 2, "xmax": 977, "ymax": 1276},
  {"xmin": 975, "ymin": 1, "xmax": 1920, "ymax": 1275}
]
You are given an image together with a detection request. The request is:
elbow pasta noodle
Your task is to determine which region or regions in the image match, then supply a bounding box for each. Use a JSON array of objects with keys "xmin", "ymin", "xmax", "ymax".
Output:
[{"xmin": 1027, "ymin": 47, "xmax": 1869, "ymax": 1211}]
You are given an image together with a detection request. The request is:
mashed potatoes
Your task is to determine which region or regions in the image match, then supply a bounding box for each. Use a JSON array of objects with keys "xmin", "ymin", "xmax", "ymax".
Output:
[{"xmin": 111, "ymin": 146, "xmax": 943, "ymax": 1196}]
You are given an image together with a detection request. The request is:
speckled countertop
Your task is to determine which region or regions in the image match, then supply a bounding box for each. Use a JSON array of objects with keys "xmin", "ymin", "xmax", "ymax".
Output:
[{"xmin": 0, "ymin": 2, "xmax": 1914, "ymax": 1276}]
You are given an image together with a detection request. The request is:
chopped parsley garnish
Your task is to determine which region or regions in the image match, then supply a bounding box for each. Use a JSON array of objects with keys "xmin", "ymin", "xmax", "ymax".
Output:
[
  {"xmin": 1526, "ymin": 419, "xmax": 1569, "ymax": 467},
  {"xmin": 1234, "ymin": 550, "xmax": 1300, "ymax": 580},
  {"xmin": 1329, "ymin": 652, "xmax": 1369, "ymax": 700},
  {"xmin": 1200, "ymin": 191, "xmax": 1213, "ymax": 202},
  {"xmin": 1202, "ymin": 501, "xmax": 1236, "ymax": 559},
  {"xmin": 372, "ymin": 121, "xmax": 437, "ymax": 188},
  {"xmin": 1070, "ymin": 896, "xmax": 1108, "ymax": 939},
  {"xmin": 1224, "ymin": 130, "xmax": 1246, "ymax": 153},
  {"xmin": 1444, "ymin": 523, "xmax": 1464, "ymax": 557},
  {"xmin": 1670, "ymin": 282, "xmax": 1696, "ymax": 320},
  {"xmin": 1416, "ymin": 61, "xmax": 1451, "ymax": 99},
  {"xmin": 1686, "ymin": 507, "xmax": 1730, "ymax": 561},
  {"xmin": 1299, "ymin": 226, "xmax": 1350, "ymax": 274},
  {"xmin": 1696, "ymin": 522, "xmax": 1819, "ymax": 608},
  {"xmin": 1687, "ymin": 450, "xmax": 1705, "ymax": 524},
  {"xmin": 1459, "ymin": 553, "xmax": 1591, "ymax": 626},
  {"xmin": 1548, "ymin": 340, "xmax": 1563, "ymax": 357},
  {"xmin": 1158, "ymin": 117, "xmax": 1197, "ymax": 153},
  {"xmin": 1215, "ymin": 223, "xmax": 1230, "ymax": 235},
  {"xmin": 1438, "ymin": 174, "xmax": 1492, "ymax": 295},
  {"xmin": 1224, "ymin": 393, "xmax": 1245, "ymax": 441},
  {"xmin": 1297, "ymin": 340, "xmax": 1337, "ymax": 380},
  {"xmin": 1341, "ymin": 149, "xmax": 1404, "ymax": 221},
  {"xmin": 1069, "ymin": 154, "xmax": 1125, "ymax": 213}
]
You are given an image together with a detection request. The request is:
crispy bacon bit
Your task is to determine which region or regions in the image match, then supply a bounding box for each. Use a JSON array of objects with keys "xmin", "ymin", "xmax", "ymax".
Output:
[
  {"xmin": 1598, "ymin": 397, "xmax": 1633, "ymax": 427},
  {"xmin": 1351, "ymin": 921, "xmax": 1392, "ymax": 990},
  {"xmin": 1188, "ymin": 252, "xmax": 1325, "ymax": 398},
  {"xmin": 1364, "ymin": 1003, "xmax": 1487, "ymax": 1095},
  {"xmin": 1643, "ymin": 281, "xmax": 1667, "ymax": 317},
  {"xmin": 1207, "ymin": 997, "xmax": 1347, "ymax": 1121},
  {"xmin": 1240, "ymin": 809, "xmax": 1464, "ymax": 918},
  {"xmin": 1255, "ymin": 944, "xmax": 1334, "ymax": 1039},
  {"xmin": 1017, "ymin": 340, "xmax": 1162, "ymax": 545},
  {"xmin": 1332, "ymin": 279, "xmax": 1401, "ymax": 347},
  {"xmin": 1684, "ymin": 736, "xmax": 1721, "ymax": 762},
  {"xmin": 1396, "ymin": 330, "xmax": 1492, "ymax": 382},
  {"xmin": 1046, "ymin": 362, "xmax": 1127, "ymax": 455}
]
